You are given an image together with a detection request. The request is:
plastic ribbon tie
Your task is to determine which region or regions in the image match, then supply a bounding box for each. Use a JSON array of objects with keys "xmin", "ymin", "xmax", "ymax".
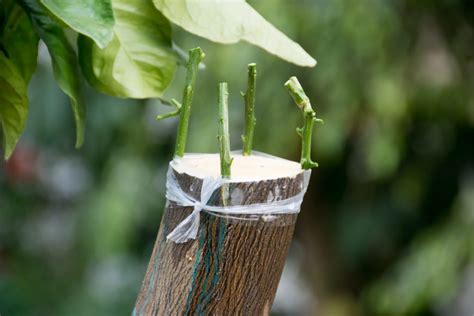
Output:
[{"xmin": 165, "ymin": 162, "xmax": 311, "ymax": 243}]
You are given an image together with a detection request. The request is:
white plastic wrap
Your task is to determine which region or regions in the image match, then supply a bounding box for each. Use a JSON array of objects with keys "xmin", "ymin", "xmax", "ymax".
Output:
[{"xmin": 165, "ymin": 152, "xmax": 311, "ymax": 243}]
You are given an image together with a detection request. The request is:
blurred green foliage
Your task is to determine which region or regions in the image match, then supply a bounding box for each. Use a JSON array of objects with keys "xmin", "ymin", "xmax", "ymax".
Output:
[{"xmin": 1, "ymin": 0, "xmax": 473, "ymax": 315}]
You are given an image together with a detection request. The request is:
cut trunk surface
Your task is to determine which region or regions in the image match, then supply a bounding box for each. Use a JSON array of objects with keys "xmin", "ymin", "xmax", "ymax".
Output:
[{"xmin": 134, "ymin": 153, "xmax": 305, "ymax": 315}]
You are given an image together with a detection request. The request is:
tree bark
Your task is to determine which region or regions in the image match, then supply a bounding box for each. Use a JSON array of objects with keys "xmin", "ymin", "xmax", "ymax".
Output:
[{"xmin": 134, "ymin": 165, "xmax": 305, "ymax": 315}]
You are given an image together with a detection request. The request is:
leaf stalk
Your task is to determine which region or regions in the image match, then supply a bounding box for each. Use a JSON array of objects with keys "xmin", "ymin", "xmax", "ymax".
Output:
[{"xmin": 155, "ymin": 99, "xmax": 181, "ymax": 121}]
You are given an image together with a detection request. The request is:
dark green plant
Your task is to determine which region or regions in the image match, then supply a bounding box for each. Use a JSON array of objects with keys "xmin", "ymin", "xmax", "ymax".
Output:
[{"xmin": 0, "ymin": 0, "xmax": 315, "ymax": 159}]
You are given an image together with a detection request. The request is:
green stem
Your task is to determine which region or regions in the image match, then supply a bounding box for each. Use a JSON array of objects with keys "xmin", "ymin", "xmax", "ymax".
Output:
[
  {"xmin": 156, "ymin": 109, "xmax": 180, "ymax": 121},
  {"xmin": 285, "ymin": 76, "xmax": 322, "ymax": 170},
  {"xmin": 242, "ymin": 63, "xmax": 257, "ymax": 156},
  {"xmin": 217, "ymin": 82, "xmax": 233, "ymax": 178},
  {"xmin": 174, "ymin": 47, "xmax": 205, "ymax": 157}
]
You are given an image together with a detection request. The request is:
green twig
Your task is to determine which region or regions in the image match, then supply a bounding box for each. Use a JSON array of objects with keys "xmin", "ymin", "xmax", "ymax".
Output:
[
  {"xmin": 174, "ymin": 47, "xmax": 205, "ymax": 157},
  {"xmin": 156, "ymin": 97, "xmax": 180, "ymax": 108},
  {"xmin": 155, "ymin": 99, "xmax": 181, "ymax": 121},
  {"xmin": 241, "ymin": 63, "xmax": 257, "ymax": 156},
  {"xmin": 284, "ymin": 76, "xmax": 322, "ymax": 170},
  {"xmin": 217, "ymin": 82, "xmax": 233, "ymax": 178}
]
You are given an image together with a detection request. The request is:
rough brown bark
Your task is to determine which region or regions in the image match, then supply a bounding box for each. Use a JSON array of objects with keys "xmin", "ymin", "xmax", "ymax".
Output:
[{"xmin": 134, "ymin": 166, "xmax": 305, "ymax": 315}]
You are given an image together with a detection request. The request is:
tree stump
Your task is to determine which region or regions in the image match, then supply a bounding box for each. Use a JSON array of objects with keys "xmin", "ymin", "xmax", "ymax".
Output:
[{"xmin": 134, "ymin": 154, "xmax": 306, "ymax": 315}]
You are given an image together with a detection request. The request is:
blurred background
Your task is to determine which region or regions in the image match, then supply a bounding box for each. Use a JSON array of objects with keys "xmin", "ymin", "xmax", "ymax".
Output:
[{"xmin": 1, "ymin": 0, "xmax": 474, "ymax": 315}]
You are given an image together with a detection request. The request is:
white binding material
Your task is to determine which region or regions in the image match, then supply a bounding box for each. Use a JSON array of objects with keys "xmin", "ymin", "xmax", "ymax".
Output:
[{"xmin": 165, "ymin": 152, "xmax": 311, "ymax": 243}]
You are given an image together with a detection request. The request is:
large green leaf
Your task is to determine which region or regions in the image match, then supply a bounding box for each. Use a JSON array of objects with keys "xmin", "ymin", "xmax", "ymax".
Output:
[
  {"xmin": 0, "ymin": 52, "xmax": 29, "ymax": 159},
  {"xmin": 39, "ymin": 0, "xmax": 114, "ymax": 49},
  {"xmin": 153, "ymin": 0, "xmax": 316, "ymax": 67},
  {"xmin": 78, "ymin": 0, "xmax": 177, "ymax": 98},
  {"xmin": 19, "ymin": 0, "xmax": 85, "ymax": 147},
  {"xmin": 1, "ymin": 2, "xmax": 39, "ymax": 81}
]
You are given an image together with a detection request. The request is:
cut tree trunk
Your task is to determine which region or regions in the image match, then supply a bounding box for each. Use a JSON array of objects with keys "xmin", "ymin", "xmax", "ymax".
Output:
[{"xmin": 134, "ymin": 154, "xmax": 306, "ymax": 315}]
